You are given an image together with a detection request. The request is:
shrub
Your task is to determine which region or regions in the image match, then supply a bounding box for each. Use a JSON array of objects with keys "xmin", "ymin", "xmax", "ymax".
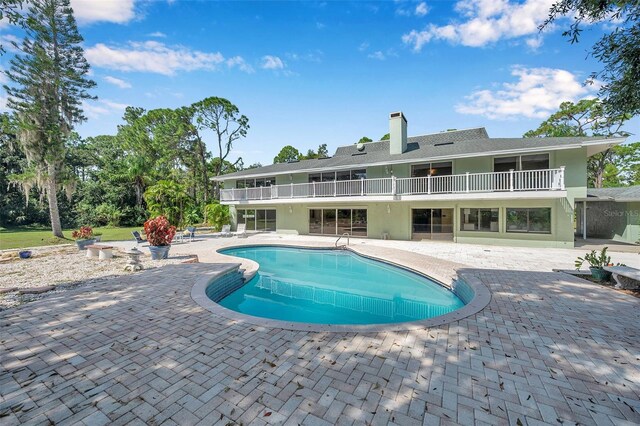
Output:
[
  {"xmin": 71, "ymin": 226, "xmax": 94, "ymax": 241},
  {"xmin": 143, "ymin": 216, "xmax": 176, "ymax": 246},
  {"xmin": 204, "ymin": 202, "xmax": 230, "ymax": 231},
  {"xmin": 575, "ymin": 247, "xmax": 611, "ymax": 270},
  {"xmin": 94, "ymin": 203, "xmax": 123, "ymax": 227}
]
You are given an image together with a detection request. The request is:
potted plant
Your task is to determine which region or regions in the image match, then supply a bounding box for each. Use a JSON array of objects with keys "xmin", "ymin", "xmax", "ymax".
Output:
[
  {"xmin": 144, "ymin": 216, "xmax": 176, "ymax": 260},
  {"xmin": 72, "ymin": 226, "xmax": 96, "ymax": 250},
  {"xmin": 575, "ymin": 247, "xmax": 612, "ymax": 281}
]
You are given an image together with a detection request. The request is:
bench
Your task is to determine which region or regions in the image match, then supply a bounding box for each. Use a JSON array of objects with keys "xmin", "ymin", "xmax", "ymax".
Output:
[
  {"xmin": 86, "ymin": 245, "xmax": 114, "ymax": 260},
  {"xmin": 604, "ymin": 266, "xmax": 640, "ymax": 290}
]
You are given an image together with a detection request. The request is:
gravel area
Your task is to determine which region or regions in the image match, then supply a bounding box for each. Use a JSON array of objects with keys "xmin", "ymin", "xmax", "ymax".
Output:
[{"xmin": 0, "ymin": 245, "xmax": 196, "ymax": 310}]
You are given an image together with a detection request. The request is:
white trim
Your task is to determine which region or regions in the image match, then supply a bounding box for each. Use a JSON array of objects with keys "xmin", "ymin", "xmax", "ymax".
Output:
[
  {"xmin": 221, "ymin": 190, "xmax": 567, "ymax": 205},
  {"xmin": 213, "ymin": 138, "xmax": 625, "ymax": 181}
]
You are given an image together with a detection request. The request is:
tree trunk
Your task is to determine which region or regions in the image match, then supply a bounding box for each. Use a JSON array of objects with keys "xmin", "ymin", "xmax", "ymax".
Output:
[{"xmin": 47, "ymin": 164, "xmax": 64, "ymax": 238}]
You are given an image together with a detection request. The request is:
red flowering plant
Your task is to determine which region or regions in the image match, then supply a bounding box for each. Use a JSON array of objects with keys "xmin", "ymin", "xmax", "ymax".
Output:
[
  {"xmin": 143, "ymin": 216, "xmax": 176, "ymax": 246},
  {"xmin": 71, "ymin": 226, "xmax": 94, "ymax": 241}
]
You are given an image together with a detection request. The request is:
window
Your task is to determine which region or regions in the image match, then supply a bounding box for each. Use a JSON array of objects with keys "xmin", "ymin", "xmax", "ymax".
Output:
[
  {"xmin": 411, "ymin": 162, "xmax": 453, "ymax": 177},
  {"xmin": 309, "ymin": 209, "xmax": 368, "ymax": 236},
  {"xmin": 521, "ymin": 154, "xmax": 549, "ymax": 171},
  {"xmin": 460, "ymin": 208, "xmax": 499, "ymax": 232},
  {"xmin": 506, "ymin": 208, "xmax": 551, "ymax": 233},
  {"xmin": 494, "ymin": 154, "xmax": 549, "ymax": 172},
  {"xmin": 235, "ymin": 177, "xmax": 276, "ymax": 188},
  {"xmin": 236, "ymin": 209, "xmax": 277, "ymax": 231},
  {"xmin": 308, "ymin": 169, "xmax": 367, "ymax": 183}
]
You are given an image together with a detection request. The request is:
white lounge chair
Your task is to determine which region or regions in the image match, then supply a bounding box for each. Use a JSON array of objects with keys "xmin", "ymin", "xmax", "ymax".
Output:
[
  {"xmin": 235, "ymin": 223, "xmax": 247, "ymax": 238},
  {"xmin": 216, "ymin": 224, "xmax": 232, "ymax": 238}
]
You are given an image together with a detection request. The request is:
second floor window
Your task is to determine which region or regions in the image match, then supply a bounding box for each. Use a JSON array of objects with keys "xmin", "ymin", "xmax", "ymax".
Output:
[
  {"xmin": 236, "ymin": 177, "xmax": 276, "ymax": 188},
  {"xmin": 494, "ymin": 154, "xmax": 549, "ymax": 172},
  {"xmin": 309, "ymin": 169, "xmax": 367, "ymax": 183},
  {"xmin": 411, "ymin": 162, "xmax": 452, "ymax": 177}
]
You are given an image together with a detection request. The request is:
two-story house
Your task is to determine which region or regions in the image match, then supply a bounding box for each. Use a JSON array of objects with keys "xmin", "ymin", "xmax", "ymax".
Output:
[{"xmin": 214, "ymin": 112, "xmax": 625, "ymax": 247}]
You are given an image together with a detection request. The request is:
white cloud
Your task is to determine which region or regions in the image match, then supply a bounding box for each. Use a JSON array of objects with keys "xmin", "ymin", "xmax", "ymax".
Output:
[
  {"xmin": 316, "ymin": 22, "xmax": 326, "ymax": 29},
  {"xmin": 367, "ymin": 51, "xmax": 386, "ymax": 60},
  {"xmin": 286, "ymin": 50, "xmax": 323, "ymax": 63},
  {"xmin": 71, "ymin": 0, "xmax": 136, "ymax": 24},
  {"xmin": 261, "ymin": 55, "xmax": 285, "ymax": 70},
  {"xmin": 0, "ymin": 94, "xmax": 7, "ymax": 112},
  {"xmin": 104, "ymin": 76, "xmax": 132, "ymax": 89},
  {"xmin": 525, "ymin": 36, "xmax": 543, "ymax": 50},
  {"xmin": 148, "ymin": 31, "xmax": 167, "ymax": 38},
  {"xmin": 455, "ymin": 66, "xmax": 595, "ymax": 119},
  {"xmin": 82, "ymin": 99, "xmax": 129, "ymax": 118},
  {"xmin": 403, "ymin": 0, "xmax": 555, "ymax": 50},
  {"xmin": 85, "ymin": 41, "xmax": 225, "ymax": 76},
  {"xmin": 226, "ymin": 56, "xmax": 254, "ymax": 73},
  {"xmin": 415, "ymin": 2, "xmax": 429, "ymax": 16},
  {"xmin": 0, "ymin": 65, "xmax": 7, "ymax": 84},
  {"xmin": 358, "ymin": 42, "xmax": 370, "ymax": 52},
  {"xmin": 1, "ymin": 34, "xmax": 20, "ymax": 53}
]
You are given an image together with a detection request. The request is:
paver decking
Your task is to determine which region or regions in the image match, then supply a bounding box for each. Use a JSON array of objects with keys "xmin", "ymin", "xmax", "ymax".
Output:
[{"xmin": 1, "ymin": 243, "xmax": 639, "ymax": 425}]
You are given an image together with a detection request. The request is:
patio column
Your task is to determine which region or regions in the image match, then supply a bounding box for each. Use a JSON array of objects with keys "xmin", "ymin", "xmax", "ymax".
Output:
[{"xmin": 582, "ymin": 200, "xmax": 587, "ymax": 239}]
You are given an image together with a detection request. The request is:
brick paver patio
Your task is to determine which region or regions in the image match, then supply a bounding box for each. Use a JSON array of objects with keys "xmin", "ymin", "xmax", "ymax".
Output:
[{"xmin": 1, "ymin": 241, "xmax": 639, "ymax": 425}]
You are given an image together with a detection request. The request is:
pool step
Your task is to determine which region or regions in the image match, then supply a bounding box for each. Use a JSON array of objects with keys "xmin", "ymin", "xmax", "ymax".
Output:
[{"xmin": 205, "ymin": 266, "xmax": 247, "ymax": 302}]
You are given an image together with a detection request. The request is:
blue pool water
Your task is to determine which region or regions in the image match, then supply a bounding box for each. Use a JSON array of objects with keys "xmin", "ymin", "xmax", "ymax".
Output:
[{"xmin": 216, "ymin": 246, "xmax": 465, "ymax": 325}]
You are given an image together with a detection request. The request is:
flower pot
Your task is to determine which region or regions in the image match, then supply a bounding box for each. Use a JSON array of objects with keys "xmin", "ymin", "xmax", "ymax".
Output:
[
  {"xmin": 76, "ymin": 239, "xmax": 96, "ymax": 250},
  {"xmin": 149, "ymin": 245, "xmax": 170, "ymax": 260},
  {"xmin": 589, "ymin": 267, "xmax": 612, "ymax": 282}
]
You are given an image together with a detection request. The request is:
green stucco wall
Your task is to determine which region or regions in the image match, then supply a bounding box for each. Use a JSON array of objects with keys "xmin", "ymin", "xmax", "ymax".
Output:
[{"xmin": 230, "ymin": 196, "xmax": 576, "ymax": 248}]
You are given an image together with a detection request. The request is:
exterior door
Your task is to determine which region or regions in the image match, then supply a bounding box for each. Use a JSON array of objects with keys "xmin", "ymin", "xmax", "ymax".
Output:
[{"xmin": 412, "ymin": 208, "xmax": 454, "ymax": 240}]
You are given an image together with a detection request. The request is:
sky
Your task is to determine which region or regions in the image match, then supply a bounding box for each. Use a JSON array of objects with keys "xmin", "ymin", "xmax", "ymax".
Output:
[{"xmin": 1, "ymin": 0, "xmax": 638, "ymax": 166}]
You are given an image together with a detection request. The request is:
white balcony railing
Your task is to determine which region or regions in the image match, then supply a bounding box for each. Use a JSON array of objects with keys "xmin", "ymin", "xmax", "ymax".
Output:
[{"xmin": 220, "ymin": 167, "xmax": 565, "ymax": 202}]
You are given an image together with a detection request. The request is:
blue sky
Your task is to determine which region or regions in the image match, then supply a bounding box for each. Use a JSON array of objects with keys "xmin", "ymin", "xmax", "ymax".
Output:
[{"xmin": 1, "ymin": 0, "xmax": 637, "ymax": 166}]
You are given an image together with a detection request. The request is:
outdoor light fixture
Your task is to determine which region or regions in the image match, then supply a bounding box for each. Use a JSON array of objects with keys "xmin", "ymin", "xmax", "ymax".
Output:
[
  {"xmin": 289, "ymin": 206, "xmax": 293, "ymax": 213},
  {"xmin": 387, "ymin": 204, "xmax": 391, "ymax": 214}
]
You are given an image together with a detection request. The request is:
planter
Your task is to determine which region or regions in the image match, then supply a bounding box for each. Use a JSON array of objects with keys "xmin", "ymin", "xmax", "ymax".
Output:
[
  {"xmin": 149, "ymin": 245, "xmax": 171, "ymax": 260},
  {"xmin": 589, "ymin": 267, "xmax": 612, "ymax": 282},
  {"xmin": 76, "ymin": 239, "xmax": 96, "ymax": 250}
]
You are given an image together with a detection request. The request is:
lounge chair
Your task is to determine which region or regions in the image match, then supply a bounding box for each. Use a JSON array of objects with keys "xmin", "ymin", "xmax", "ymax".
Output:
[
  {"xmin": 213, "ymin": 224, "xmax": 232, "ymax": 238},
  {"xmin": 132, "ymin": 231, "xmax": 146, "ymax": 244},
  {"xmin": 235, "ymin": 223, "xmax": 247, "ymax": 238}
]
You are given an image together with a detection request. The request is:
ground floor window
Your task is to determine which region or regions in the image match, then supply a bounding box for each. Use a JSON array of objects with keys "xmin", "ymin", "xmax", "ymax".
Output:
[
  {"xmin": 237, "ymin": 209, "xmax": 276, "ymax": 231},
  {"xmin": 460, "ymin": 208, "xmax": 499, "ymax": 232},
  {"xmin": 309, "ymin": 208, "xmax": 367, "ymax": 236},
  {"xmin": 506, "ymin": 208, "xmax": 551, "ymax": 233}
]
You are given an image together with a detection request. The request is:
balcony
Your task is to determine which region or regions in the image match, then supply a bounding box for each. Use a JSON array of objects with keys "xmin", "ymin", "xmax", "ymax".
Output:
[{"xmin": 220, "ymin": 167, "xmax": 566, "ymax": 203}]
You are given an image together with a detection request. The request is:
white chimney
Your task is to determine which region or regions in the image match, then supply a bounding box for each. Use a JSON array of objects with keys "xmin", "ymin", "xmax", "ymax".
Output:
[{"xmin": 389, "ymin": 112, "xmax": 407, "ymax": 155}]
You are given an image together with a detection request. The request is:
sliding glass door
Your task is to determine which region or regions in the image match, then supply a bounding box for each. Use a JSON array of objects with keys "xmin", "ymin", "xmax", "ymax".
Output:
[
  {"xmin": 309, "ymin": 208, "xmax": 367, "ymax": 236},
  {"xmin": 237, "ymin": 209, "xmax": 277, "ymax": 231}
]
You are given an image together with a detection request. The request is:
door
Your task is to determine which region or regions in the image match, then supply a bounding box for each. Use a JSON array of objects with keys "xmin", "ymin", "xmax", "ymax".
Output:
[{"xmin": 412, "ymin": 208, "xmax": 454, "ymax": 240}]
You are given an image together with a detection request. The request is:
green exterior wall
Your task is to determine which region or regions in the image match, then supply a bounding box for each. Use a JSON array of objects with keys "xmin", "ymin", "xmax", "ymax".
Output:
[{"xmin": 231, "ymin": 196, "xmax": 576, "ymax": 248}]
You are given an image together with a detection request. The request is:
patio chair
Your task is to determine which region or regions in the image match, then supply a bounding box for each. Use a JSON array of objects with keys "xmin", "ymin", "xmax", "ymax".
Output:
[
  {"xmin": 185, "ymin": 226, "xmax": 196, "ymax": 242},
  {"xmin": 213, "ymin": 224, "xmax": 232, "ymax": 238},
  {"xmin": 132, "ymin": 230, "xmax": 146, "ymax": 244},
  {"xmin": 235, "ymin": 223, "xmax": 247, "ymax": 238}
]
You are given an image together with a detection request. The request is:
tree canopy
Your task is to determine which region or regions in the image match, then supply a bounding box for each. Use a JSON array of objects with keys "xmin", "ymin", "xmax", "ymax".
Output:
[
  {"xmin": 542, "ymin": 0, "xmax": 640, "ymax": 116},
  {"xmin": 273, "ymin": 145, "xmax": 302, "ymax": 163},
  {"xmin": 4, "ymin": 0, "xmax": 95, "ymax": 237},
  {"xmin": 524, "ymin": 99, "xmax": 636, "ymax": 188}
]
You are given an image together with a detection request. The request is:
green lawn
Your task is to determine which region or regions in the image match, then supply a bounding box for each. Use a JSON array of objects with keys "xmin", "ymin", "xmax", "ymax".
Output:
[{"xmin": 0, "ymin": 226, "xmax": 142, "ymax": 250}]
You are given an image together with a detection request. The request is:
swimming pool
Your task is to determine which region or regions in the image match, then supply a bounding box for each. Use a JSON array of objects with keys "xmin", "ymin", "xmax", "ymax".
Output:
[{"xmin": 215, "ymin": 246, "xmax": 465, "ymax": 325}]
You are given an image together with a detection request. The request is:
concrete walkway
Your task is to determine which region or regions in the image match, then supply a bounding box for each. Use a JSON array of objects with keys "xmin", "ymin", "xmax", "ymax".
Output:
[{"xmin": 1, "ymin": 237, "xmax": 639, "ymax": 425}]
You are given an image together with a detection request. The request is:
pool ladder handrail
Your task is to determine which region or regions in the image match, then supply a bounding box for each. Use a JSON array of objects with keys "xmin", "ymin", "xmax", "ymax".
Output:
[{"xmin": 335, "ymin": 232, "xmax": 350, "ymax": 248}]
